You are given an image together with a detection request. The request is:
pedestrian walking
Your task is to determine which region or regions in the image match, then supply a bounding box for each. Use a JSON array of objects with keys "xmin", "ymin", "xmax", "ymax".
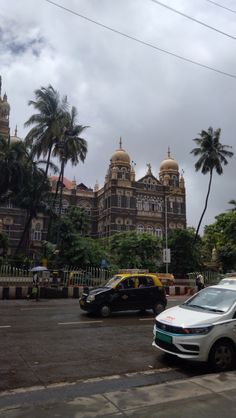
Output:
[{"xmin": 196, "ymin": 273, "xmax": 204, "ymax": 292}]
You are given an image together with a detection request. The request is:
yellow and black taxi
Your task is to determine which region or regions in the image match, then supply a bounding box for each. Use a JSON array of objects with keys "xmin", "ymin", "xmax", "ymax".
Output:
[{"xmin": 79, "ymin": 273, "xmax": 167, "ymax": 317}]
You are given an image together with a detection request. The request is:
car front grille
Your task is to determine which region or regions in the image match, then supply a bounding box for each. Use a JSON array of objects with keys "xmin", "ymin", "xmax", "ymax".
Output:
[
  {"xmin": 156, "ymin": 320, "xmax": 187, "ymax": 335},
  {"xmin": 155, "ymin": 339, "xmax": 199, "ymax": 355}
]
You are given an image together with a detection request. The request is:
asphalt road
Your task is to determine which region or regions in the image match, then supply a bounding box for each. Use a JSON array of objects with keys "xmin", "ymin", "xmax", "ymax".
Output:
[{"xmin": 0, "ymin": 296, "xmax": 209, "ymax": 393}]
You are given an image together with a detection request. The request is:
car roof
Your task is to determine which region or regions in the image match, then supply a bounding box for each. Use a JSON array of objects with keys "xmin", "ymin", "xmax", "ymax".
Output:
[
  {"xmin": 112, "ymin": 273, "xmax": 162, "ymax": 286},
  {"xmin": 210, "ymin": 283, "xmax": 236, "ymax": 291}
]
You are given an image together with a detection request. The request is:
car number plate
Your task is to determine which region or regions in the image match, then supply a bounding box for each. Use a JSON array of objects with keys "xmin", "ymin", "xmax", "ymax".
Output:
[
  {"xmin": 156, "ymin": 331, "xmax": 172, "ymax": 343},
  {"xmin": 80, "ymin": 300, "xmax": 85, "ymax": 306}
]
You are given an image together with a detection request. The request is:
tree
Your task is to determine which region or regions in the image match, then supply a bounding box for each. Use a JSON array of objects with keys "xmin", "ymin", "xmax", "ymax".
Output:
[
  {"xmin": 167, "ymin": 228, "xmax": 202, "ymax": 275},
  {"xmin": 191, "ymin": 127, "xmax": 233, "ymax": 241},
  {"xmin": 203, "ymin": 211, "xmax": 236, "ymax": 272},
  {"xmin": 0, "ymin": 231, "xmax": 8, "ymax": 257},
  {"xmin": 0, "ymin": 135, "xmax": 28, "ymax": 200},
  {"xmin": 53, "ymin": 106, "xmax": 88, "ymax": 221},
  {"xmin": 24, "ymin": 85, "xmax": 68, "ymax": 176},
  {"xmin": 228, "ymin": 199, "xmax": 236, "ymax": 212},
  {"xmin": 14, "ymin": 162, "xmax": 51, "ymax": 255},
  {"xmin": 109, "ymin": 232, "xmax": 162, "ymax": 270}
]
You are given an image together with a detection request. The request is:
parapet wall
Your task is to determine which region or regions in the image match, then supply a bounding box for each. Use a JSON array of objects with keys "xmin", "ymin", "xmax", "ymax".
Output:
[{"xmin": 0, "ymin": 285, "xmax": 196, "ymax": 299}]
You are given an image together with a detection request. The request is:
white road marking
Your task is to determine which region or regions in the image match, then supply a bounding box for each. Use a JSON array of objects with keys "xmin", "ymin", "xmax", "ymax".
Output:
[
  {"xmin": 20, "ymin": 307, "xmax": 56, "ymax": 311},
  {"xmin": 58, "ymin": 321, "xmax": 103, "ymax": 325},
  {"xmin": 0, "ymin": 325, "xmax": 11, "ymax": 328},
  {"xmin": 139, "ymin": 317, "xmax": 155, "ymax": 321}
]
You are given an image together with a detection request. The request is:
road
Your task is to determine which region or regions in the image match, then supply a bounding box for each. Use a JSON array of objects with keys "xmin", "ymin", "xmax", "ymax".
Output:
[{"xmin": 0, "ymin": 295, "xmax": 211, "ymax": 395}]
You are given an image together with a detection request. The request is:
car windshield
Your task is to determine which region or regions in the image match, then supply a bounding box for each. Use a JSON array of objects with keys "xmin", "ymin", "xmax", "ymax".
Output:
[
  {"xmin": 183, "ymin": 287, "xmax": 236, "ymax": 313},
  {"xmin": 105, "ymin": 276, "xmax": 123, "ymax": 288}
]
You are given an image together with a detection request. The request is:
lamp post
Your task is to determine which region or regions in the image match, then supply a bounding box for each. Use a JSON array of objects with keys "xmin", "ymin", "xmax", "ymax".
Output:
[{"xmin": 164, "ymin": 195, "xmax": 171, "ymax": 273}]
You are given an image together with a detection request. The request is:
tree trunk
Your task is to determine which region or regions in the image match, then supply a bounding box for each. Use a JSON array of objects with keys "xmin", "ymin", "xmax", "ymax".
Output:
[
  {"xmin": 15, "ymin": 212, "xmax": 33, "ymax": 256},
  {"xmin": 45, "ymin": 144, "xmax": 53, "ymax": 177},
  {"xmin": 194, "ymin": 169, "xmax": 213, "ymax": 243},
  {"xmin": 46, "ymin": 166, "xmax": 63, "ymax": 242}
]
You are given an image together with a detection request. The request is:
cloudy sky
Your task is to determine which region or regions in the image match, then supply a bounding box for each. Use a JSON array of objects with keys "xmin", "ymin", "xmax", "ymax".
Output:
[{"xmin": 1, "ymin": 0, "xmax": 235, "ymax": 233}]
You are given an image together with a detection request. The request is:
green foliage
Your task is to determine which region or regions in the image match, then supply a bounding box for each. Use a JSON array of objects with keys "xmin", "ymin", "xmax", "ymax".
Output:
[
  {"xmin": 109, "ymin": 231, "xmax": 162, "ymax": 271},
  {"xmin": 191, "ymin": 127, "xmax": 233, "ymax": 240},
  {"xmin": 203, "ymin": 211, "xmax": 236, "ymax": 272},
  {"xmin": 0, "ymin": 136, "xmax": 29, "ymax": 200},
  {"xmin": 0, "ymin": 231, "xmax": 8, "ymax": 257},
  {"xmin": 167, "ymin": 228, "xmax": 202, "ymax": 274}
]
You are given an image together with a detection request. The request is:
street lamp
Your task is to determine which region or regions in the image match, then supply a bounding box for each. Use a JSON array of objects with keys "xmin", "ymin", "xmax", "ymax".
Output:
[{"xmin": 163, "ymin": 195, "xmax": 171, "ymax": 273}]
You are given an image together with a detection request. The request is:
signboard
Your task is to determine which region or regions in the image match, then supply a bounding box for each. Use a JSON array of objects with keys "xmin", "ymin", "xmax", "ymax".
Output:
[{"xmin": 163, "ymin": 248, "xmax": 171, "ymax": 263}]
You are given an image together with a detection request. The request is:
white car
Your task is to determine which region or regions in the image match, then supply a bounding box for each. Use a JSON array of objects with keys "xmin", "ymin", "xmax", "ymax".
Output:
[{"xmin": 153, "ymin": 283, "xmax": 236, "ymax": 371}]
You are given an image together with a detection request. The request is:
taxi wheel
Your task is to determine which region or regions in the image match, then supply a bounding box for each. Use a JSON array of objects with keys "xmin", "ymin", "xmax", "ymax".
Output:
[
  {"xmin": 209, "ymin": 340, "xmax": 235, "ymax": 371},
  {"xmin": 153, "ymin": 303, "xmax": 165, "ymax": 315},
  {"xmin": 99, "ymin": 304, "xmax": 111, "ymax": 318}
]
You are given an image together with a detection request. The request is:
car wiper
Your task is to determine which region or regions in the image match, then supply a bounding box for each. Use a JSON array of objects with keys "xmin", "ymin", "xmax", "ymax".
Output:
[
  {"xmin": 202, "ymin": 307, "xmax": 224, "ymax": 313},
  {"xmin": 184, "ymin": 304, "xmax": 213, "ymax": 311}
]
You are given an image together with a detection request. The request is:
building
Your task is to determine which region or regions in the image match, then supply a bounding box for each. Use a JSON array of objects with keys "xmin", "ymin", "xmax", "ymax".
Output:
[
  {"xmin": 50, "ymin": 138, "xmax": 186, "ymax": 239},
  {"xmin": 0, "ymin": 76, "xmax": 186, "ymax": 256}
]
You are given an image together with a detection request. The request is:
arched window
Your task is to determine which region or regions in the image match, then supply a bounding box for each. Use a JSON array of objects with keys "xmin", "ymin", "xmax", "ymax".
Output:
[
  {"xmin": 137, "ymin": 225, "xmax": 144, "ymax": 234},
  {"xmin": 155, "ymin": 227, "xmax": 162, "ymax": 238},
  {"xmin": 146, "ymin": 225, "xmax": 154, "ymax": 234}
]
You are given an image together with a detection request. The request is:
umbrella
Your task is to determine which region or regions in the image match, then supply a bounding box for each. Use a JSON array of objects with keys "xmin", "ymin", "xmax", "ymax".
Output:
[{"xmin": 31, "ymin": 266, "xmax": 49, "ymax": 272}]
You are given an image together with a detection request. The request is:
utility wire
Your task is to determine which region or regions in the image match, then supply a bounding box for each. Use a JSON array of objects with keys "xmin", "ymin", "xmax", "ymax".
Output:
[
  {"xmin": 150, "ymin": 0, "xmax": 236, "ymax": 40},
  {"xmin": 45, "ymin": 0, "xmax": 236, "ymax": 80},
  {"xmin": 205, "ymin": 0, "xmax": 236, "ymax": 14}
]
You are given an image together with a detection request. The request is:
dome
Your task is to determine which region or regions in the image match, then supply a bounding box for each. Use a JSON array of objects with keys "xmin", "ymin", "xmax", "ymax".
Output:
[
  {"xmin": 10, "ymin": 126, "xmax": 21, "ymax": 143},
  {"xmin": 111, "ymin": 138, "xmax": 130, "ymax": 164},
  {"xmin": 160, "ymin": 149, "xmax": 179, "ymax": 172}
]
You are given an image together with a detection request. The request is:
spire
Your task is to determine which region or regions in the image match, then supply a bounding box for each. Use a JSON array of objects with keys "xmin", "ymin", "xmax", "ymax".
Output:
[
  {"xmin": 167, "ymin": 146, "xmax": 171, "ymax": 158},
  {"xmin": 14, "ymin": 125, "xmax": 18, "ymax": 136},
  {"xmin": 119, "ymin": 137, "xmax": 122, "ymax": 149},
  {"xmin": 146, "ymin": 163, "xmax": 152, "ymax": 175}
]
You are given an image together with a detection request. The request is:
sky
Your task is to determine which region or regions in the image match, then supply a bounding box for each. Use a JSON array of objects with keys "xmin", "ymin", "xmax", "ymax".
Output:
[{"xmin": 0, "ymin": 0, "xmax": 236, "ymax": 234}]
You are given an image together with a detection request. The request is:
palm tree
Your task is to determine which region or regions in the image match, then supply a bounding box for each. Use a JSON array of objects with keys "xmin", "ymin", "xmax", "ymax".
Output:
[
  {"xmin": 191, "ymin": 127, "xmax": 233, "ymax": 242},
  {"xmin": 228, "ymin": 199, "xmax": 236, "ymax": 212},
  {"xmin": 24, "ymin": 85, "xmax": 68, "ymax": 176},
  {"xmin": 0, "ymin": 135, "xmax": 28, "ymax": 201},
  {"xmin": 53, "ymin": 106, "xmax": 88, "ymax": 218}
]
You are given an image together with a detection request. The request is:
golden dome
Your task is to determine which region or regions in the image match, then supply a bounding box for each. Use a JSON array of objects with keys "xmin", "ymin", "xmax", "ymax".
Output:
[
  {"xmin": 160, "ymin": 148, "xmax": 179, "ymax": 172},
  {"xmin": 111, "ymin": 138, "xmax": 130, "ymax": 164}
]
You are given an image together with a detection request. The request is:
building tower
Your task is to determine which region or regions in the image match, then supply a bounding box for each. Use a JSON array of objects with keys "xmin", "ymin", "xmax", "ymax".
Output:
[{"xmin": 0, "ymin": 76, "xmax": 11, "ymax": 141}]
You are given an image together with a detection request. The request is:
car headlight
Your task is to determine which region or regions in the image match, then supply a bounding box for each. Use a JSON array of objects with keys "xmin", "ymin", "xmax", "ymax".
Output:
[
  {"xmin": 87, "ymin": 295, "xmax": 95, "ymax": 302},
  {"xmin": 182, "ymin": 326, "xmax": 213, "ymax": 335}
]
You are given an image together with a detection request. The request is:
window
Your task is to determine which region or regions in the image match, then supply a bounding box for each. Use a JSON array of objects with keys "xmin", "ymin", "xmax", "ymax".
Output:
[
  {"xmin": 155, "ymin": 227, "xmax": 162, "ymax": 238},
  {"xmin": 117, "ymin": 195, "xmax": 121, "ymax": 208},
  {"xmin": 32, "ymin": 222, "xmax": 42, "ymax": 241},
  {"xmin": 126, "ymin": 196, "xmax": 130, "ymax": 208},
  {"xmin": 143, "ymin": 201, "xmax": 149, "ymax": 211},
  {"xmin": 146, "ymin": 225, "xmax": 153, "ymax": 234},
  {"xmin": 137, "ymin": 225, "xmax": 144, "ymax": 234},
  {"xmin": 137, "ymin": 200, "xmax": 142, "ymax": 210}
]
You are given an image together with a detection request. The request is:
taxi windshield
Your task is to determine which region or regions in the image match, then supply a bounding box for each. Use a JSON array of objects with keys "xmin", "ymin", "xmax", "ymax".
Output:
[
  {"xmin": 183, "ymin": 287, "xmax": 236, "ymax": 313},
  {"xmin": 105, "ymin": 276, "xmax": 124, "ymax": 288}
]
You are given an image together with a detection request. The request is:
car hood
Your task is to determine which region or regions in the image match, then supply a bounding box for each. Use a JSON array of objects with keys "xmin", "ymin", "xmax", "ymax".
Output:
[
  {"xmin": 156, "ymin": 305, "xmax": 225, "ymax": 327},
  {"xmin": 87, "ymin": 287, "xmax": 111, "ymax": 296}
]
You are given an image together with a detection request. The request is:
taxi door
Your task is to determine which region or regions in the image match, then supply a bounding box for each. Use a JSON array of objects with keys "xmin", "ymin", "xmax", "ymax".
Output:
[{"xmin": 112, "ymin": 277, "xmax": 138, "ymax": 311}]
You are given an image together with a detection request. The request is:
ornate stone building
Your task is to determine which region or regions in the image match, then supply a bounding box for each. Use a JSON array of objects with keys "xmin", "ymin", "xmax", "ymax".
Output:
[
  {"xmin": 0, "ymin": 76, "xmax": 186, "ymax": 256},
  {"xmin": 49, "ymin": 138, "xmax": 186, "ymax": 239}
]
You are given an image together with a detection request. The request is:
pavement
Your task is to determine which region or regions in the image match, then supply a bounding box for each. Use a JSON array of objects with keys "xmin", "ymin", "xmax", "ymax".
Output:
[{"xmin": 1, "ymin": 370, "xmax": 236, "ymax": 417}]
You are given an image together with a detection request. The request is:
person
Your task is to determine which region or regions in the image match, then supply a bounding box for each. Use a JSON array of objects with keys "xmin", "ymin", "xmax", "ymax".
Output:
[{"xmin": 196, "ymin": 273, "xmax": 204, "ymax": 292}]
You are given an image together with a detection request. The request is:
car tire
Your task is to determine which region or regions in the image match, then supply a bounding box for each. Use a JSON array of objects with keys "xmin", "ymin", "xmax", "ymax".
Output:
[
  {"xmin": 99, "ymin": 304, "xmax": 111, "ymax": 318},
  {"xmin": 153, "ymin": 302, "xmax": 165, "ymax": 315},
  {"xmin": 209, "ymin": 339, "xmax": 235, "ymax": 371}
]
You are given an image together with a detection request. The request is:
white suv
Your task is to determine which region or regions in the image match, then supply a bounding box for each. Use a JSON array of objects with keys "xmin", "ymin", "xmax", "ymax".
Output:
[{"xmin": 153, "ymin": 283, "xmax": 236, "ymax": 371}]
